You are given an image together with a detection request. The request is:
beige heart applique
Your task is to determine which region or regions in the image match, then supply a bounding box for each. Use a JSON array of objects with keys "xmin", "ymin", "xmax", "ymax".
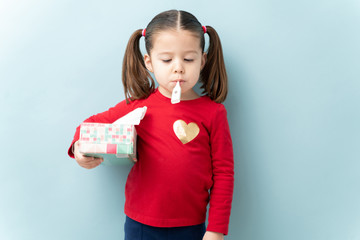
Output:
[{"xmin": 173, "ymin": 120, "xmax": 200, "ymax": 144}]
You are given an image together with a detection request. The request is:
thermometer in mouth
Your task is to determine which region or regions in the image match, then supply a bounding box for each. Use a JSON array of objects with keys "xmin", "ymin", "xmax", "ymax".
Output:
[{"xmin": 171, "ymin": 81, "xmax": 181, "ymax": 104}]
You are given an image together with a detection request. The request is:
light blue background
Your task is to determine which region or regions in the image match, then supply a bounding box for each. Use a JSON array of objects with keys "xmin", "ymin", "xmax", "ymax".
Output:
[{"xmin": 1, "ymin": 0, "xmax": 359, "ymax": 239}]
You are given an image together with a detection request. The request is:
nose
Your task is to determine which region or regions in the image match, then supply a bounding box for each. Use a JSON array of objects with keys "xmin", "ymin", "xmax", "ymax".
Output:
[{"xmin": 173, "ymin": 60, "xmax": 184, "ymax": 74}]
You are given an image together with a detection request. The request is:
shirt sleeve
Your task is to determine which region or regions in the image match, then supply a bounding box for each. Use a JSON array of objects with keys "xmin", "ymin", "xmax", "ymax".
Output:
[
  {"xmin": 67, "ymin": 99, "xmax": 135, "ymax": 158},
  {"xmin": 206, "ymin": 104, "xmax": 234, "ymax": 235}
]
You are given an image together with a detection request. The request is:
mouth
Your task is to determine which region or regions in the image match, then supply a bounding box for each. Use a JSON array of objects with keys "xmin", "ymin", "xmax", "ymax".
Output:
[{"xmin": 171, "ymin": 79, "xmax": 185, "ymax": 85}]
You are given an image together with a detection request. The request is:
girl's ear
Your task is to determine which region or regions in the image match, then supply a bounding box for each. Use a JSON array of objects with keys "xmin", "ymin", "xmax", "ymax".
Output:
[
  {"xmin": 144, "ymin": 54, "xmax": 153, "ymax": 72},
  {"xmin": 201, "ymin": 52, "xmax": 207, "ymax": 70}
]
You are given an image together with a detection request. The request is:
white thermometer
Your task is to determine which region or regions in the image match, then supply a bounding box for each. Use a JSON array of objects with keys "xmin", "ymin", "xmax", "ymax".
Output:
[{"xmin": 171, "ymin": 81, "xmax": 181, "ymax": 104}]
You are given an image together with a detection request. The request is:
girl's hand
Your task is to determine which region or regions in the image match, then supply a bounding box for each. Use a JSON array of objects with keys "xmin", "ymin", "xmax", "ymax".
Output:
[
  {"xmin": 203, "ymin": 231, "xmax": 224, "ymax": 240},
  {"xmin": 73, "ymin": 141, "xmax": 103, "ymax": 169}
]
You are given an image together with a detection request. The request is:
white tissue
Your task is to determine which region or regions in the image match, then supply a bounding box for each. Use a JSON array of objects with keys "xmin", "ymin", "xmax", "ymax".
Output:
[{"xmin": 113, "ymin": 106, "xmax": 147, "ymax": 125}]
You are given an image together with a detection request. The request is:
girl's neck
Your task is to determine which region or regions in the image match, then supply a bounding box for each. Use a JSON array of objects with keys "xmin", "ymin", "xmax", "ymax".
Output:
[{"xmin": 180, "ymin": 89, "xmax": 200, "ymax": 101}]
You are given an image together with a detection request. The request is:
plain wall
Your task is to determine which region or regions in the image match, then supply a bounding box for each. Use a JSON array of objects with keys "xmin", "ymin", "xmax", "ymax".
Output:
[{"xmin": 1, "ymin": 0, "xmax": 359, "ymax": 239}]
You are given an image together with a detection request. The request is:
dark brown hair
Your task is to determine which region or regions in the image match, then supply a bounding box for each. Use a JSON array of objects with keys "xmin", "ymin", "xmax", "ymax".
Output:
[{"xmin": 122, "ymin": 10, "xmax": 228, "ymax": 103}]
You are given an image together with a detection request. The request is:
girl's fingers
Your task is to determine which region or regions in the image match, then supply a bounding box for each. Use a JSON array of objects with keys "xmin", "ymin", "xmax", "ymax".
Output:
[
  {"xmin": 81, "ymin": 157, "xmax": 104, "ymax": 169},
  {"xmin": 74, "ymin": 141, "xmax": 104, "ymax": 169}
]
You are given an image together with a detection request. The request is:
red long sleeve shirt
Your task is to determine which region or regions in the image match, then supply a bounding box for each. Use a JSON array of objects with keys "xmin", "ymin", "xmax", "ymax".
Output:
[{"xmin": 68, "ymin": 89, "xmax": 234, "ymax": 235}]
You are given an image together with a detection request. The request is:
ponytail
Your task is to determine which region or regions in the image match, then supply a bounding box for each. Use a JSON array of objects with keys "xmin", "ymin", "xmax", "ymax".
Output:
[
  {"xmin": 200, "ymin": 26, "xmax": 228, "ymax": 103},
  {"xmin": 122, "ymin": 29, "xmax": 155, "ymax": 103}
]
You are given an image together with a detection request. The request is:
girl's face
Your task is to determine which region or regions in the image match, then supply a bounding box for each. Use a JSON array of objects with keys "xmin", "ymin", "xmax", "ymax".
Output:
[{"xmin": 144, "ymin": 29, "xmax": 206, "ymax": 100}]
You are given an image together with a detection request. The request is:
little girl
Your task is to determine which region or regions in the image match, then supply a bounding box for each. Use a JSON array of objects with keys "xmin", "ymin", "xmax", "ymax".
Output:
[{"xmin": 68, "ymin": 10, "xmax": 234, "ymax": 240}]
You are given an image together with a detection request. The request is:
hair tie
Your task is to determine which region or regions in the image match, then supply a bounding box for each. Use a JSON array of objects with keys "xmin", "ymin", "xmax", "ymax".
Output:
[
  {"xmin": 202, "ymin": 26, "xmax": 207, "ymax": 34},
  {"xmin": 142, "ymin": 28, "xmax": 146, "ymax": 37}
]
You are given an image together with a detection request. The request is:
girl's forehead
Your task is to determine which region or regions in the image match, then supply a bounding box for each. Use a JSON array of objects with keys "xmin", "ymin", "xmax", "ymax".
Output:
[
  {"xmin": 153, "ymin": 29, "xmax": 199, "ymax": 41},
  {"xmin": 151, "ymin": 30, "xmax": 202, "ymax": 52}
]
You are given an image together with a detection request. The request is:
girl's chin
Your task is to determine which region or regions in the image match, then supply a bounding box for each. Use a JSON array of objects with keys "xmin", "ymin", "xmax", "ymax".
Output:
[{"xmin": 158, "ymin": 88, "xmax": 173, "ymax": 98}]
